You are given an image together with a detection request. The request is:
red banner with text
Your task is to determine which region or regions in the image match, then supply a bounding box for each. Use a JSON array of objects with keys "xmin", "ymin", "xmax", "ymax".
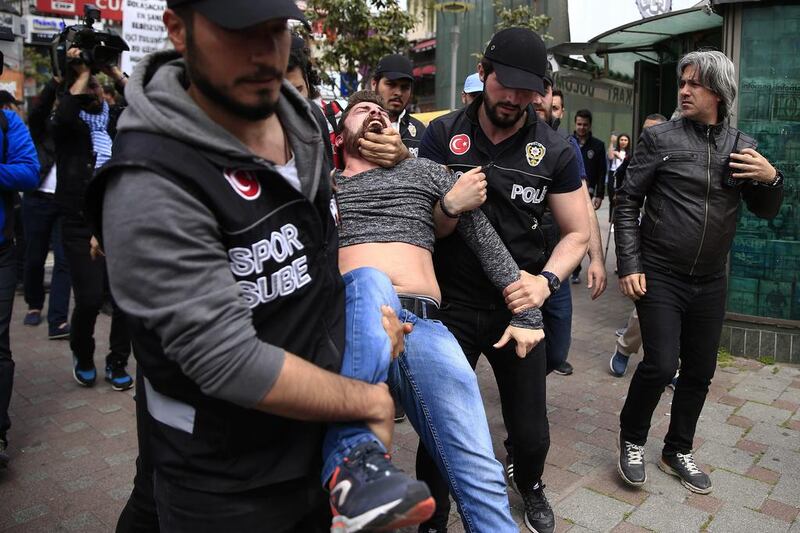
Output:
[{"xmin": 36, "ymin": 0, "xmax": 123, "ymax": 22}]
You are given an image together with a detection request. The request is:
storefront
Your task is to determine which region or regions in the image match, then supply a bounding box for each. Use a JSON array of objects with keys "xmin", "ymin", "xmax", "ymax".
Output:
[{"xmin": 562, "ymin": 0, "xmax": 800, "ymax": 362}]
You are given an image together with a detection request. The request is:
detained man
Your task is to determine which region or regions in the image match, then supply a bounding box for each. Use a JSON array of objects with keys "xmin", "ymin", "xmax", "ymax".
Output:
[{"xmin": 333, "ymin": 90, "xmax": 543, "ymax": 532}]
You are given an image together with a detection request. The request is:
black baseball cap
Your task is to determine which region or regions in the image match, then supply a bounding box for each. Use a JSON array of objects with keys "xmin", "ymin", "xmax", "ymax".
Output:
[
  {"xmin": 374, "ymin": 54, "xmax": 414, "ymax": 81},
  {"xmin": 0, "ymin": 91, "xmax": 21, "ymax": 107},
  {"xmin": 484, "ymin": 28, "xmax": 547, "ymax": 94},
  {"xmin": 167, "ymin": 0, "xmax": 308, "ymax": 30}
]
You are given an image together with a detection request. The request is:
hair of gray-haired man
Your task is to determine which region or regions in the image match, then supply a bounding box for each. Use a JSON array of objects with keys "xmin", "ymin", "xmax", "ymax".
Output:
[
  {"xmin": 670, "ymin": 107, "xmax": 682, "ymax": 121},
  {"xmin": 677, "ymin": 50, "xmax": 737, "ymax": 120}
]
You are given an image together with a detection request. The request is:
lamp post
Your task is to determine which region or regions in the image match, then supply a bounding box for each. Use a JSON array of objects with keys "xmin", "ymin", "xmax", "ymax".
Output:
[{"xmin": 434, "ymin": 1, "xmax": 472, "ymax": 110}]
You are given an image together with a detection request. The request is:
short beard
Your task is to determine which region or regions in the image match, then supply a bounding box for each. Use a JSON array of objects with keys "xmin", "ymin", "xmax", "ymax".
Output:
[
  {"xmin": 185, "ymin": 33, "xmax": 280, "ymax": 121},
  {"xmin": 483, "ymin": 90, "xmax": 524, "ymax": 129}
]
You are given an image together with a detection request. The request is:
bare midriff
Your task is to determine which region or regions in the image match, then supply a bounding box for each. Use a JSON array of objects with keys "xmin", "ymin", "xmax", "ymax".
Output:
[{"xmin": 338, "ymin": 242, "xmax": 441, "ymax": 303}]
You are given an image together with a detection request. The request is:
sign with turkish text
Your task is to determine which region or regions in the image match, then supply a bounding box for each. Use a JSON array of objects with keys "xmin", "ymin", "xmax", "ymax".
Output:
[{"xmin": 121, "ymin": 0, "xmax": 167, "ymax": 74}]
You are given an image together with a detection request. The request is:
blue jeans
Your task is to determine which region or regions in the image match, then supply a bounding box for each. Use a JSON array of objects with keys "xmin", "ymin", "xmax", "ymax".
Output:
[
  {"xmin": 22, "ymin": 193, "xmax": 71, "ymax": 327},
  {"xmin": 541, "ymin": 281, "xmax": 572, "ymax": 373},
  {"xmin": 390, "ymin": 314, "xmax": 516, "ymax": 532},
  {"xmin": 322, "ymin": 268, "xmax": 516, "ymax": 532},
  {"xmin": 321, "ymin": 267, "xmax": 399, "ymax": 483}
]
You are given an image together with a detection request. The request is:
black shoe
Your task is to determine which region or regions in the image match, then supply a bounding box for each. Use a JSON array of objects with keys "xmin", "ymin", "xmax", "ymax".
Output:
[
  {"xmin": 394, "ymin": 398, "xmax": 406, "ymax": 423},
  {"xmin": 72, "ymin": 358, "xmax": 97, "ymax": 387},
  {"xmin": 0, "ymin": 438, "xmax": 8, "ymax": 468},
  {"xmin": 48, "ymin": 322, "xmax": 70, "ymax": 340},
  {"xmin": 105, "ymin": 364, "xmax": 134, "ymax": 391},
  {"xmin": 418, "ymin": 526, "xmax": 447, "ymax": 533},
  {"xmin": 552, "ymin": 361, "xmax": 573, "ymax": 376},
  {"xmin": 329, "ymin": 442, "xmax": 434, "ymax": 532},
  {"xmin": 658, "ymin": 453, "xmax": 712, "ymax": 494},
  {"xmin": 617, "ymin": 432, "xmax": 646, "ymax": 486},
  {"xmin": 518, "ymin": 481, "xmax": 555, "ymax": 533}
]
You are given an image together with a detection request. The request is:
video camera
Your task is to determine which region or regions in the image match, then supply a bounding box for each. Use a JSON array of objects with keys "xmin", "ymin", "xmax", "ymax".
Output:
[{"xmin": 50, "ymin": 4, "xmax": 130, "ymax": 79}]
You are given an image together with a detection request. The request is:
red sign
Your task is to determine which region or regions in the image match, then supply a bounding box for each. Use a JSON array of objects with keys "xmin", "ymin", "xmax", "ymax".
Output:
[{"xmin": 36, "ymin": 0, "xmax": 123, "ymax": 22}]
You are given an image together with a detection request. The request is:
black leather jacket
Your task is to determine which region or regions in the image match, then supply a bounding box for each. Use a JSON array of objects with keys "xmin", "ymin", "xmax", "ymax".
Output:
[{"xmin": 615, "ymin": 118, "xmax": 783, "ymax": 277}]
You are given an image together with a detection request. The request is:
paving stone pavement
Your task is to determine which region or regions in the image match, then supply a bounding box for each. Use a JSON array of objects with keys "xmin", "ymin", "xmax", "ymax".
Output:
[{"xmin": 1, "ymin": 210, "xmax": 799, "ymax": 532}]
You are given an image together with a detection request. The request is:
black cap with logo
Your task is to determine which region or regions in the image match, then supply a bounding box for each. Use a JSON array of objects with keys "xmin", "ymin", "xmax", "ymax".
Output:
[
  {"xmin": 166, "ymin": 0, "xmax": 308, "ymax": 30},
  {"xmin": 374, "ymin": 54, "xmax": 414, "ymax": 82},
  {"xmin": 483, "ymin": 27, "xmax": 547, "ymax": 94}
]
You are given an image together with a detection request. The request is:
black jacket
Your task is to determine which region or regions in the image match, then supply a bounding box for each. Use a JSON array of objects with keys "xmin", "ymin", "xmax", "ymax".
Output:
[
  {"xmin": 52, "ymin": 91, "xmax": 123, "ymax": 219},
  {"xmin": 399, "ymin": 111, "xmax": 426, "ymax": 157},
  {"xmin": 572, "ymin": 132, "xmax": 606, "ymax": 197},
  {"xmin": 28, "ymin": 79, "xmax": 59, "ymax": 183},
  {"xmin": 614, "ymin": 117, "xmax": 783, "ymax": 278}
]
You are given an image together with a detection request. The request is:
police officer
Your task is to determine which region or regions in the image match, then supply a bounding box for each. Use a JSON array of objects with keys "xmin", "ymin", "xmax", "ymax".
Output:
[
  {"xmin": 370, "ymin": 54, "xmax": 426, "ymax": 157},
  {"xmin": 418, "ymin": 28, "xmax": 590, "ymax": 533}
]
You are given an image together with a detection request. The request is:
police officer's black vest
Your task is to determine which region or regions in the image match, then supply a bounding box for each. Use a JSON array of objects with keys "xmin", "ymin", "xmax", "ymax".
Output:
[
  {"xmin": 399, "ymin": 112, "xmax": 426, "ymax": 158},
  {"xmin": 90, "ymin": 130, "xmax": 345, "ymax": 492},
  {"xmin": 430, "ymin": 98, "xmax": 577, "ymax": 308}
]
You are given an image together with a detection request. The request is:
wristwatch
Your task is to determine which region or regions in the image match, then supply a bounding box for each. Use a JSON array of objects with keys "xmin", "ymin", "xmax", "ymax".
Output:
[{"xmin": 539, "ymin": 271, "xmax": 561, "ymax": 295}]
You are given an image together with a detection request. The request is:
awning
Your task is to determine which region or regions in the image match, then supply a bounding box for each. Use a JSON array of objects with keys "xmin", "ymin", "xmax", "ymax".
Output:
[
  {"xmin": 413, "ymin": 64, "xmax": 437, "ymax": 77},
  {"xmin": 412, "ymin": 38, "xmax": 436, "ymax": 53},
  {"xmin": 549, "ymin": 6, "xmax": 722, "ymax": 77},
  {"xmin": 552, "ymin": 6, "xmax": 721, "ymax": 57},
  {"xmin": 589, "ymin": 5, "xmax": 722, "ymax": 54}
]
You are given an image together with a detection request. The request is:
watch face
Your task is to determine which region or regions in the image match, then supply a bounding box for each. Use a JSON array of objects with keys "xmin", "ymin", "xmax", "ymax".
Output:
[{"xmin": 551, "ymin": 278, "xmax": 560, "ymax": 293}]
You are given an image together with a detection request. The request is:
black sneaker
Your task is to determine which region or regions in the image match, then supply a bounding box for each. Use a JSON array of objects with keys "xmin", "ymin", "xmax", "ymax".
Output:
[
  {"xmin": 0, "ymin": 438, "xmax": 8, "ymax": 468},
  {"xmin": 329, "ymin": 442, "xmax": 435, "ymax": 532},
  {"xmin": 552, "ymin": 361, "xmax": 573, "ymax": 376},
  {"xmin": 617, "ymin": 432, "xmax": 646, "ymax": 486},
  {"xmin": 518, "ymin": 481, "xmax": 555, "ymax": 533},
  {"xmin": 658, "ymin": 453, "xmax": 712, "ymax": 494},
  {"xmin": 105, "ymin": 364, "xmax": 134, "ymax": 391},
  {"xmin": 394, "ymin": 397, "xmax": 406, "ymax": 423},
  {"xmin": 72, "ymin": 358, "xmax": 97, "ymax": 387}
]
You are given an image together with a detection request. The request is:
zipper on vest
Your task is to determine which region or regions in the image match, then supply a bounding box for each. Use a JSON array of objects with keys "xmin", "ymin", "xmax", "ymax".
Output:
[{"xmin": 690, "ymin": 128, "xmax": 712, "ymax": 275}]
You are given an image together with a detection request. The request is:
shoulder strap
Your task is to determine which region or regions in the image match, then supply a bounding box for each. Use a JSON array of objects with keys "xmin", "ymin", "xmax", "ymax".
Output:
[{"xmin": 0, "ymin": 111, "xmax": 8, "ymax": 164}]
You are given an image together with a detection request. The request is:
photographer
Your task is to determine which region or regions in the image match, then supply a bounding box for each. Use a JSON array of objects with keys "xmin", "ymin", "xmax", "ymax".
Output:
[{"xmin": 53, "ymin": 46, "xmax": 132, "ymax": 391}]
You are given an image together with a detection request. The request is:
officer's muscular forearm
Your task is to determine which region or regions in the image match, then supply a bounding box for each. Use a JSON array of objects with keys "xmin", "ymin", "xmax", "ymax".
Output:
[
  {"xmin": 584, "ymin": 184, "xmax": 604, "ymax": 262},
  {"xmin": 259, "ymin": 352, "xmax": 392, "ymax": 424},
  {"xmin": 542, "ymin": 232, "xmax": 589, "ymax": 281}
]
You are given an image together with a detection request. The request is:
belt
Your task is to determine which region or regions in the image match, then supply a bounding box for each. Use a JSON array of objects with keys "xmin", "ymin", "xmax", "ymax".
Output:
[{"xmin": 398, "ymin": 295, "xmax": 440, "ymax": 320}]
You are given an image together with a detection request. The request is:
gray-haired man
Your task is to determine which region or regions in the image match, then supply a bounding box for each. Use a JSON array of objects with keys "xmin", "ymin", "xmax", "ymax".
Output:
[{"xmin": 614, "ymin": 50, "xmax": 784, "ymax": 494}]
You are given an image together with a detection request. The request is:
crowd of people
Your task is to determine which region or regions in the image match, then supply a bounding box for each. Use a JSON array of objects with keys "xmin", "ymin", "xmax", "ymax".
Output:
[{"xmin": 0, "ymin": 0, "xmax": 787, "ymax": 532}]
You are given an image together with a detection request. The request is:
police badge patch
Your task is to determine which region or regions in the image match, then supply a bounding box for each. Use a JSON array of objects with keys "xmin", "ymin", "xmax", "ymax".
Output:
[
  {"xmin": 587, "ymin": 149, "xmax": 595, "ymax": 160},
  {"xmin": 525, "ymin": 142, "xmax": 546, "ymax": 167},
  {"xmin": 408, "ymin": 123, "xmax": 417, "ymax": 137}
]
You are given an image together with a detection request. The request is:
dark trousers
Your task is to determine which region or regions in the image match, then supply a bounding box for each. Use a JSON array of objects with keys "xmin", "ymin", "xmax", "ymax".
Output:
[
  {"xmin": 0, "ymin": 244, "xmax": 16, "ymax": 441},
  {"xmin": 153, "ymin": 470, "xmax": 330, "ymax": 533},
  {"xmin": 61, "ymin": 216, "xmax": 130, "ymax": 369},
  {"xmin": 620, "ymin": 267, "xmax": 726, "ymax": 456},
  {"xmin": 22, "ymin": 193, "xmax": 71, "ymax": 326},
  {"xmin": 116, "ymin": 371, "xmax": 160, "ymax": 533},
  {"xmin": 541, "ymin": 281, "xmax": 572, "ymax": 373},
  {"xmin": 419, "ymin": 301, "xmax": 549, "ymax": 522}
]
